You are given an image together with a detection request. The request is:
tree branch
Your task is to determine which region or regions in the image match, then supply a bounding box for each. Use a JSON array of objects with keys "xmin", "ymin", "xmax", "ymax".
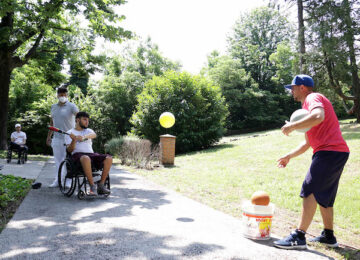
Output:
[{"xmin": 11, "ymin": 30, "xmax": 44, "ymax": 69}]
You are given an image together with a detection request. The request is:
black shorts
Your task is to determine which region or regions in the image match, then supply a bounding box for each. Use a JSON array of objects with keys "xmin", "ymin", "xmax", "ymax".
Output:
[
  {"xmin": 72, "ymin": 152, "xmax": 110, "ymax": 170},
  {"xmin": 300, "ymin": 151, "xmax": 349, "ymax": 208}
]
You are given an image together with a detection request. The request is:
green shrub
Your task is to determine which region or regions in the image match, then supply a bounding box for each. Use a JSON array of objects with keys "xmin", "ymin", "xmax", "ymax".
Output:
[
  {"xmin": 105, "ymin": 136, "xmax": 159, "ymax": 169},
  {"xmin": 104, "ymin": 137, "xmax": 124, "ymax": 156},
  {"xmin": 131, "ymin": 71, "xmax": 229, "ymax": 153}
]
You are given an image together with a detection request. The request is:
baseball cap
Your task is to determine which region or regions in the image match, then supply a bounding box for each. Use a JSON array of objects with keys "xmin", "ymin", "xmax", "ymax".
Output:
[
  {"xmin": 285, "ymin": 74, "xmax": 314, "ymax": 89},
  {"xmin": 15, "ymin": 123, "xmax": 21, "ymax": 128}
]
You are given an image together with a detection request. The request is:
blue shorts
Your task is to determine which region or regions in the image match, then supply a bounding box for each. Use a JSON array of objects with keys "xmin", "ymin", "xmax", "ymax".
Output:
[{"xmin": 300, "ymin": 151, "xmax": 349, "ymax": 208}]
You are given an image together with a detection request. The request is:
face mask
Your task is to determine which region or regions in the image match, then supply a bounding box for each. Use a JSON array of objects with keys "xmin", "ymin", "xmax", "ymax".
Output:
[{"xmin": 58, "ymin": 96, "xmax": 68, "ymax": 103}]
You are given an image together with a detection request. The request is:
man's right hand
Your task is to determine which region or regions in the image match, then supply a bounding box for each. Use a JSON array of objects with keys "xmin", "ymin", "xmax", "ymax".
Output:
[
  {"xmin": 277, "ymin": 155, "xmax": 290, "ymax": 168},
  {"xmin": 46, "ymin": 137, "xmax": 52, "ymax": 146},
  {"xmin": 70, "ymin": 133, "xmax": 77, "ymax": 141}
]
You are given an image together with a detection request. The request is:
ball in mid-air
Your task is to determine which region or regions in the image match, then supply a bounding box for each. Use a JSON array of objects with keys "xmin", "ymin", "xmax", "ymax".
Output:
[{"xmin": 159, "ymin": 112, "xmax": 175, "ymax": 128}]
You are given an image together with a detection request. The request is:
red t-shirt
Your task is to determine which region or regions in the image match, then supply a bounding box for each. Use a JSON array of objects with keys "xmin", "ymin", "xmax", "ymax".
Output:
[{"xmin": 302, "ymin": 93, "xmax": 349, "ymax": 154}]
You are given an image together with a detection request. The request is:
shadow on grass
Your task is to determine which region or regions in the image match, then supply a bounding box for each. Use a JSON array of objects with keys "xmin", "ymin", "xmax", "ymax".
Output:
[{"xmin": 332, "ymin": 246, "xmax": 360, "ymax": 260}]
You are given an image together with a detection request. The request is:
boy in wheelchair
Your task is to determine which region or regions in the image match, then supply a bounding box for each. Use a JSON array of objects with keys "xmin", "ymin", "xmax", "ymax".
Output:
[
  {"xmin": 65, "ymin": 112, "xmax": 111, "ymax": 196},
  {"xmin": 8, "ymin": 123, "xmax": 28, "ymax": 164}
]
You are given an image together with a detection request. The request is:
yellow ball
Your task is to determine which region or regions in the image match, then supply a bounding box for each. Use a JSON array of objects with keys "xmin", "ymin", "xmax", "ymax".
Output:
[{"xmin": 159, "ymin": 112, "xmax": 175, "ymax": 128}]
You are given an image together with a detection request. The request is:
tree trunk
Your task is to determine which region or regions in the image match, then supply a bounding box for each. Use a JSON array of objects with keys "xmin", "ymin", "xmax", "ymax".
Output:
[
  {"xmin": 297, "ymin": 0, "xmax": 306, "ymax": 73},
  {"xmin": 343, "ymin": 0, "xmax": 360, "ymax": 122},
  {"xmin": 0, "ymin": 52, "xmax": 12, "ymax": 150}
]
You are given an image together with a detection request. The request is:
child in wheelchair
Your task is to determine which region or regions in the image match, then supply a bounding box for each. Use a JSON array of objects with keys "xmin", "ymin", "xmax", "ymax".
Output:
[
  {"xmin": 8, "ymin": 123, "xmax": 28, "ymax": 164},
  {"xmin": 65, "ymin": 112, "xmax": 111, "ymax": 196}
]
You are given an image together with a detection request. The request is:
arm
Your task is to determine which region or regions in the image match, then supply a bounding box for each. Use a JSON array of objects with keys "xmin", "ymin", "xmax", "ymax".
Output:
[
  {"xmin": 281, "ymin": 107, "xmax": 325, "ymax": 136},
  {"xmin": 66, "ymin": 133, "xmax": 77, "ymax": 153},
  {"xmin": 83, "ymin": 132, "xmax": 96, "ymax": 140},
  {"xmin": 46, "ymin": 117, "xmax": 54, "ymax": 146},
  {"xmin": 277, "ymin": 135, "xmax": 311, "ymax": 168}
]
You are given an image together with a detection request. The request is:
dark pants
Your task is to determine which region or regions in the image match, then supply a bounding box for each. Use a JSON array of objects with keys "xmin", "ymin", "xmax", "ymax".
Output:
[
  {"xmin": 10, "ymin": 142, "xmax": 28, "ymax": 159},
  {"xmin": 300, "ymin": 151, "xmax": 349, "ymax": 208}
]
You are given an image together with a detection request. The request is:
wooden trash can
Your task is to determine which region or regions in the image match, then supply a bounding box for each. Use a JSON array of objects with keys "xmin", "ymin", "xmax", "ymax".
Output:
[{"xmin": 160, "ymin": 134, "xmax": 176, "ymax": 165}]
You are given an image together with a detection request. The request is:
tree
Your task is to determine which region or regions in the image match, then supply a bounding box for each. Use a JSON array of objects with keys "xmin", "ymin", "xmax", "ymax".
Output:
[
  {"xmin": 305, "ymin": 0, "xmax": 360, "ymax": 121},
  {"xmin": 131, "ymin": 71, "xmax": 228, "ymax": 153},
  {"xmin": 228, "ymin": 6, "xmax": 294, "ymax": 92},
  {"xmin": 0, "ymin": 0, "xmax": 131, "ymax": 149},
  {"xmin": 95, "ymin": 38, "xmax": 181, "ymax": 136}
]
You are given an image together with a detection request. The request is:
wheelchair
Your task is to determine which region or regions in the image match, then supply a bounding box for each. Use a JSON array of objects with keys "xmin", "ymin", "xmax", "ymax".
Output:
[
  {"xmin": 58, "ymin": 153, "xmax": 111, "ymax": 200},
  {"xmin": 7, "ymin": 142, "xmax": 28, "ymax": 164}
]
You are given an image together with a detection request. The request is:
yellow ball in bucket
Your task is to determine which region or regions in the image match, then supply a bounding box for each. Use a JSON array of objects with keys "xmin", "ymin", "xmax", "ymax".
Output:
[{"xmin": 159, "ymin": 112, "xmax": 175, "ymax": 128}]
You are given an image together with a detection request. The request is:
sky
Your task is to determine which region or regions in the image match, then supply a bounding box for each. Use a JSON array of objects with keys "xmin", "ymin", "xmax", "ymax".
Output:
[{"xmin": 95, "ymin": 0, "xmax": 269, "ymax": 75}]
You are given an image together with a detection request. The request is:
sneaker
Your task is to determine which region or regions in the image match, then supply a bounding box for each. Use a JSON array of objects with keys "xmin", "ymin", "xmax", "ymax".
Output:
[
  {"xmin": 309, "ymin": 230, "xmax": 338, "ymax": 248},
  {"xmin": 49, "ymin": 180, "xmax": 59, "ymax": 188},
  {"xmin": 87, "ymin": 184, "xmax": 97, "ymax": 196},
  {"xmin": 97, "ymin": 183, "xmax": 111, "ymax": 195},
  {"xmin": 274, "ymin": 231, "xmax": 307, "ymax": 250}
]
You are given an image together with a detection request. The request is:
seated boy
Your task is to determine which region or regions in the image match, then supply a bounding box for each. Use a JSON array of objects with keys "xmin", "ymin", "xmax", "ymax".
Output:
[
  {"xmin": 10, "ymin": 123, "xmax": 28, "ymax": 164},
  {"xmin": 65, "ymin": 112, "xmax": 112, "ymax": 196}
]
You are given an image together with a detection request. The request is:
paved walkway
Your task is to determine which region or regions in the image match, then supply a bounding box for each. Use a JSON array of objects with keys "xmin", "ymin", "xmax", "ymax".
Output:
[{"xmin": 0, "ymin": 159, "xmax": 331, "ymax": 259}]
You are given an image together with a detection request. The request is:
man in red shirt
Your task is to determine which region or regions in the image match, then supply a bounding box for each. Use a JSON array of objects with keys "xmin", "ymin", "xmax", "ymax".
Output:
[{"xmin": 274, "ymin": 75, "xmax": 350, "ymax": 250}]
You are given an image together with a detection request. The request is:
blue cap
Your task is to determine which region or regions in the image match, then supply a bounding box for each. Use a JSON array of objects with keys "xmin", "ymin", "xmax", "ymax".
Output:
[{"xmin": 284, "ymin": 74, "xmax": 314, "ymax": 89}]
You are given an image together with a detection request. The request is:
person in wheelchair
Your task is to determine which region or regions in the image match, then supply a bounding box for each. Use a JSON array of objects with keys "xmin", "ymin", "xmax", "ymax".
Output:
[
  {"xmin": 9, "ymin": 123, "xmax": 28, "ymax": 164},
  {"xmin": 65, "ymin": 112, "xmax": 112, "ymax": 196}
]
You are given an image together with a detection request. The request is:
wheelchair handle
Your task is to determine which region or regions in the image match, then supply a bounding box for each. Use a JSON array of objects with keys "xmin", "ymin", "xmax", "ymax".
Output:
[{"xmin": 48, "ymin": 126, "xmax": 70, "ymax": 135}]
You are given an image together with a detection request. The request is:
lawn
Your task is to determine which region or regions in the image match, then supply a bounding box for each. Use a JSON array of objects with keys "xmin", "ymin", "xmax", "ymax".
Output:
[{"xmin": 129, "ymin": 119, "xmax": 360, "ymax": 259}]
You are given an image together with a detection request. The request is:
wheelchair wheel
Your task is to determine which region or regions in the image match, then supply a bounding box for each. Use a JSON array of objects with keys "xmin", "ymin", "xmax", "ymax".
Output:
[
  {"xmin": 77, "ymin": 190, "xmax": 86, "ymax": 200},
  {"xmin": 58, "ymin": 159, "xmax": 76, "ymax": 197}
]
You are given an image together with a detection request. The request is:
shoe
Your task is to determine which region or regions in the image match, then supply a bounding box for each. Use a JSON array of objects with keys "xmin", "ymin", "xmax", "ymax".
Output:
[
  {"xmin": 97, "ymin": 183, "xmax": 111, "ymax": 195},
  {"xmin": 87, "ymin": 184, "xmax": 97, "ymax": 196},
  {"xmin": 49, "ymin": 180, "xmax": 59, "ymax": 188},
  {"xmin": 274, "ymin": 231, "xmax": 307, "ymax": 250},
  {"xmin": 309, "ymin": 230, "xmax": 338, "ymax": 248},
  {"xmin": 17, "ymin": 160, "xmax": 21, "ymax": 164}
]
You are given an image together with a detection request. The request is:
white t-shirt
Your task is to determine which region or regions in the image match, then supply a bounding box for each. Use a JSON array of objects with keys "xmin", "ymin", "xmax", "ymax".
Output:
[
  {"xmin": 65, "ymin": 128, "xmax": 95, "ymax": 155},
  {"xmin": 11, "ymin": 131, "xmax": 27, "ymax": 145}
]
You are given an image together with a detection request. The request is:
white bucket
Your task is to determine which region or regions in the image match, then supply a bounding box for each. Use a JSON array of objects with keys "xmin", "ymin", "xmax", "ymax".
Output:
[{"xmin": 242, "ymin": 200, "xmax": 275, "ymax": 240}]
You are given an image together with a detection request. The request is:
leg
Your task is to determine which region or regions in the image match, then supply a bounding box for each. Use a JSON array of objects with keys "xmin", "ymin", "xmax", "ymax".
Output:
[
  {"xmin": 79, "ymin": 155, "xmax": 94, "ymax": 186},
  {"xmin": 319, "ymin": 206, "xmax": 334, "ymax": 230},
  {"xmin": 298, "ymin": 193, "xmax": 318, "ymax": 232},
  {"xmin": 51, "ymin": 139, "xmax": 66, "ymax": 186},
  {"xmin": 100, "ymin": 156, "xmax": 112, "ymax": 184}
]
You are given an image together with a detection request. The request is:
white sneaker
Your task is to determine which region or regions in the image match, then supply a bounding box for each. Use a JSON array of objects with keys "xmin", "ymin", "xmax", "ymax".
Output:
[{"xmin": 49, "ymin": 180, "xmax": 59, "ymax": 188}]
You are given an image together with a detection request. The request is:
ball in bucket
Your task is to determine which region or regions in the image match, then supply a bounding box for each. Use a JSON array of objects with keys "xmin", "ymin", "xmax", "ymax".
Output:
[
  {"xmin": 290, "ymin": 109, "xmax": 310, "ymax": 132},
  {"xmin": 159, "ymin": 112, "xmax": 175, "ymax": 128},
  {"xmin": 251, "ymin": 191, "xmax": 270, "ymax": 206}
]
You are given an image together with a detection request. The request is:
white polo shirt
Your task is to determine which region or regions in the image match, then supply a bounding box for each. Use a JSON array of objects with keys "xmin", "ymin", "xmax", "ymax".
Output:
[
  {"xmin": 11, "ymin": 131, "xmax": 27, "ymax": 145},
  {"xmin": 65, "ymin": 128, "xmax": 95, "ymax": 155}
]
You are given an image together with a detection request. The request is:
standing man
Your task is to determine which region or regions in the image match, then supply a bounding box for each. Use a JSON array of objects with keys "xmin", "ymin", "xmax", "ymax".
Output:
[
  {"xmin": 274, "ymin": 75, "xmax": 349, "ymax": 250},
  {"xmin": 46, "ymin": 87, "xmax": 79, "ymax": 187},
  {"xmin": 10, "ymin": 123, "xmax": 28, "ymax": 164}
]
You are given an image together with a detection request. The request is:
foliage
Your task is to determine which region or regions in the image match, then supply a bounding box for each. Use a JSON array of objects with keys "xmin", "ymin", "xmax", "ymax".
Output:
[
  {"xmin": 104, "ymin": 137, "xmax": 124, "ymax": 156},
  {"xmin": 0, "ymin": 0, "xmax": 132, "ymax": 149},
  {"xmin": 95, "ymin": 38, "xmax": 181, "ymax": 136},
  {"xmin": 131, "ymin": 71, "xmax": 228, "ymax": 153},
  {"xmin": 228, "ymin": 6, "xmax": 294, "ymax": 92},
  {"xmin": 106, "ymin": 136, "xmax": 159, "ymax": 169},
  {"xmin": 205, "ymin": 52, "xmax": 297, "ymax": 131}
]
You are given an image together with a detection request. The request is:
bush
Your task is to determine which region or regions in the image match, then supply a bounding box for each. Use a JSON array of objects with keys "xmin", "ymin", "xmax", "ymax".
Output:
[
  {"xmin": 105, "ymin": 136, "xmax": 159, "ymax": 169},
  {"xmin": 131, "ymin": 71, "xmax": 229, "ymax": 153}
]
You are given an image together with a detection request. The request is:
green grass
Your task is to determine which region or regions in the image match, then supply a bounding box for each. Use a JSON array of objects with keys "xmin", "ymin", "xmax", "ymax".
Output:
[
  {"xmin": 0, "ymin": 174, "xmax": 33, "ymax": 233},
  {"xmin": 128, "ymin": 119, "xmax": 360, "ymax": 257}
]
